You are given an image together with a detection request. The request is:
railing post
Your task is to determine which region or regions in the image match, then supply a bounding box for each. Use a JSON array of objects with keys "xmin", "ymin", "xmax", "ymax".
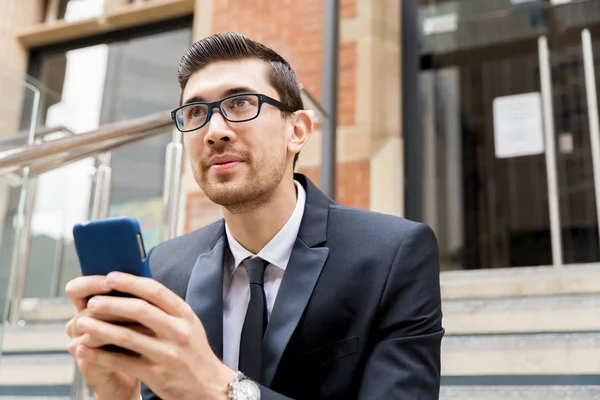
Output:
[
  {"xmin": 90, "ymin": 152, "xmax": 112, "ymax": 220},
  {"xmin": 7, "ymin": 172, "xmax": 37, "ymax": 324},
  {"xmin": 162, "ymin": 128, "xmax": 183, "ymax": 242},
  {"xmin": 6, "ymin": 86, "xmax": 41, "ymax": 324}
]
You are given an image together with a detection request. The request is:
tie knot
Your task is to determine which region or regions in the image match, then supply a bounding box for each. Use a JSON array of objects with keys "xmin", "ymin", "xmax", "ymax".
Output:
[{"xmin": 242, "ymin": 257, "xmax": 268, "ymax": 286}]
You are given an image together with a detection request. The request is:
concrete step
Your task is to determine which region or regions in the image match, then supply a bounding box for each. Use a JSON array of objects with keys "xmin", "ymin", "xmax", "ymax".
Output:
[
  {"xmin": 442, "ymin": 293, "xmax": 600, "ymax": 334},
  {"xmin": 442, "ymin": 331, "xmax": 600, "ymax": 376},
  {"xmin": 0, "ymin": 352, "xmax": 73, "ymax": 398},
  {"xmin": 2, "ymin": 322, "xmax": 69, "ymax": 353},
  {"xmin": 440, "ymin": 264, "xmax": 600, "ymax": 300},
  {"xmin": 440, "ymin": 386, "xmax": 600, "ymax": 400}
]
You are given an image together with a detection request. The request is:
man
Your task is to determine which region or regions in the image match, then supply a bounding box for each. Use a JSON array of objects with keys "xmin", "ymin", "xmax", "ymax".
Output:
[{"xmin": 65, "ymin": 32, "xmax": 444, "ymax": 400}]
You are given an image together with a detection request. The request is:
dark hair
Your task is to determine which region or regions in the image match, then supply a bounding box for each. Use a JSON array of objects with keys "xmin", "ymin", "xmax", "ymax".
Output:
[{"xmin": 177, "ymin": 32, "xmax": 304, "ymax": 168}]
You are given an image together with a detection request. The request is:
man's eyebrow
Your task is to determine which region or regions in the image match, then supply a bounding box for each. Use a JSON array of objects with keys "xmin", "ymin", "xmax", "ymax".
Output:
[
  {"xmin": 182, "ymin": 86, "xmax": 259, "ymax": 106},
  {"xmin": 182, "ymin": 95, "xmax": 205, "ymax": 105},
  {"xmin": 222, "ymin": 86, "xmax": 258, "ymax": 97}
]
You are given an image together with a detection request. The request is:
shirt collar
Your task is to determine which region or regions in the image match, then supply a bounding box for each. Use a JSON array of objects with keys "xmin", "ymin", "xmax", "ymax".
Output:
[{"xmin": 225, "ymin": 180, "xmax": 306, "ymax": 274}]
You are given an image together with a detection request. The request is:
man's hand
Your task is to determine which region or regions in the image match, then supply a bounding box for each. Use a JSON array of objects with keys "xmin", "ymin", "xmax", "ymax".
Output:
[
  {"xmin": 66, "ymin": 272, "xmax": 237, "ymax": 400},
  {"xmin": 65, "ymin": 275, "xmax": 141, "ymax": 400}
]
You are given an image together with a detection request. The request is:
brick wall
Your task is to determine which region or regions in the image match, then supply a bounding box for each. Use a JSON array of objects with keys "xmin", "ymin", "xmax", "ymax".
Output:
[
  {"xmin": 211, "ymin": 0, "xmax": 356, "ymax": 126},
  {"xmin": 185, "ymin": 187, "xmax": 222, "ymax": 234},
  {"xmin": 298, "ymin": 160, "xmax": 370, "ymax": 210},
  {"xmin": 185, "ymin": 0, "xmax": 370, "ymax": 233}
]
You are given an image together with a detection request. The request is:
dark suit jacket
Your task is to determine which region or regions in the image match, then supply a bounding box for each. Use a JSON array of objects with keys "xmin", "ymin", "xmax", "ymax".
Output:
[{"xmin": 142, "ymin": 174, "xmax": 444, "ymax": 399}]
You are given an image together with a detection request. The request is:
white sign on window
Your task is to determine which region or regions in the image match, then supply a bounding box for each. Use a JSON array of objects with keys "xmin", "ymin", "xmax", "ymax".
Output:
[
  {"xmin": 423, "ymin": 14, "xmax": 457, "ymax": 36},
  {"xmin": 493, "ymin": 92, "xmax": 545, "ymax": 158}
]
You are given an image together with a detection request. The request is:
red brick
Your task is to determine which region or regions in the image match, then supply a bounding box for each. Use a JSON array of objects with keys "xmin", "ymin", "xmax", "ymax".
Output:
[
  {"xmin": 297, "ymin": 160, "xmax": 370, "ymax": 210},
  {"xmin": 340, "ymin": 0, "xmax": 357, "ymax": 20}
]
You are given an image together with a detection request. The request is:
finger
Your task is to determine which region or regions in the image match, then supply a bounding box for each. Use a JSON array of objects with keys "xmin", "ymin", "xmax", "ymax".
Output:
[
  {"xmin": 73, "ymin": 333, "xmax": 111, "ymax": 349},
  {"xmin": 65, "ymin": 276, "xmax": 113, "ymax": 312},
  {"xmin": 66, "ymin": 319, "xmax": 73, "ymax": 338},
  {"xmin": 76, "ymin": 316, "xmax": 166, "ymax": 361},
  {"xmin": 69, "ymin": 333, "xmax": 108, "ymax": 359},
  {"xmin": 71, "ymin": 323, "xmax": 153, "ymax": 351},
  {"xmin": 104, "ymin": 273, "xmax": 191, "ymax": 319},
  {"xmin": 87, "ymin": 296, "xmax": 177, "ymax": 340},
  {"xmin": 68, "ymin": 309, "xmax": 98, "ymax": 339},
  {"xmin": 75, "ymin": 345, "xmax": 147, "ymax": 381}
]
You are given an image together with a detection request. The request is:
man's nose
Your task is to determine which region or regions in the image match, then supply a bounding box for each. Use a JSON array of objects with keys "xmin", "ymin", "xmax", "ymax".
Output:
[{"xmin": 204, "ymin": 111, "xmax": 237, "ymax": 145}]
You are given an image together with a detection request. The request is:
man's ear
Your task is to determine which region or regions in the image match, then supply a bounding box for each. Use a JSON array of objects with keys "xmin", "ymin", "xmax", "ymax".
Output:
[{"xmin": 288, "ymin": 110, "xmax": 313, "ymax": 156}]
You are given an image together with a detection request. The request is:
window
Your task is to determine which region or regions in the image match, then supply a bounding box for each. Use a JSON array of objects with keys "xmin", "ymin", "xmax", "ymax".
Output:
[{"xmin": 45, "ymin": 0, "xmax": 105, "ymax": 22}]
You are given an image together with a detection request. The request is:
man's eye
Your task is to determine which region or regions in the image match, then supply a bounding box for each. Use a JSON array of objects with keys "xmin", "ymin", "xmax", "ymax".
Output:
[
  {"xmin": 231, "ymin": 99, "xmax": 249, "ymax": 108},
  {"xmin": 189, "ymin": 107, "xmax": 206, "ymax": 118}
]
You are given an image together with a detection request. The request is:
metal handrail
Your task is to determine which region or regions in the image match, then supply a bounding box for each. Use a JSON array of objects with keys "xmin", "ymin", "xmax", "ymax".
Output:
[
  {"xmin": 0, "ymin": 125, "xmax": 75, "ymax": 148},
  {"xmin": 0, "ymin": 111, "xmax": 172, "ymax": 174},
  {"xmin": 3, "ymin": 109, "xmax": 182, "ymax": 330}
]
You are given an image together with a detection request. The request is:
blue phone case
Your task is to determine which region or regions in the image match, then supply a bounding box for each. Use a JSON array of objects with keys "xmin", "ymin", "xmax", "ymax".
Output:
[
  {"xmin": 72, "ymin": 217, "xmax": 151, "ymax": 353},
  {"xmin": 73, "ymin": 216, "xmax": 152, "ymax": 281}
]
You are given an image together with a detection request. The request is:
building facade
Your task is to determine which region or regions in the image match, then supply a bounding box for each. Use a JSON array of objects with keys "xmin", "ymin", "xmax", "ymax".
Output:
[
  {"xmin": 1, "ymin": 1, "xmax": 600, "ymax": 397},
  {"xmin": 0, "ymin": 0, "xmax": 598, "ymax": 290},
  {"xmin": 0, "ymin": 0, "xmax": 403, "ymax": 300}
]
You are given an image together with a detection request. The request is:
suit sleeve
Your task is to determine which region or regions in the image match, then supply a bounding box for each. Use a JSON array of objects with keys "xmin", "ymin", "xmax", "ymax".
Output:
[{"xmin": 358, "ymin": 222, "xmax": 444, "ymax": 399}]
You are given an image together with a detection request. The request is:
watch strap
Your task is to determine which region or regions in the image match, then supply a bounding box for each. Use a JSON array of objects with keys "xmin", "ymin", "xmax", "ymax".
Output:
[{"xmin": 226, "ymin": 371, "xmax": 246, "ymax": 400}]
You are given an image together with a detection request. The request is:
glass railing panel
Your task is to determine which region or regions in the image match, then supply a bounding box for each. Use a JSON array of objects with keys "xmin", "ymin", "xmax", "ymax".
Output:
[
  {"xmin": 20, "ymin": 127, "xmax": 172, "ymax": 307},
  {"xmin": 0, "ymin": 69, "xmax": 42, "ymax": 354},
  {"xmin": 24, "ymin": 157, "xmax": 97, "ymax": 300}
]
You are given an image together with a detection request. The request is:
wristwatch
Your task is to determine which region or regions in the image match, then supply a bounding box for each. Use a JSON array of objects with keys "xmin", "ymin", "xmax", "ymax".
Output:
[{"xmin": 227, "ymin": 372, "xmax": 261, "ymax": 400}]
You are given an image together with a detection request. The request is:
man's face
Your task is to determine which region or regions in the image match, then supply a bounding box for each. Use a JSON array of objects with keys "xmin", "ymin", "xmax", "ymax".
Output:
[{"xmin": 181, "ymin": 59, "xmax": 294, "ymax": 209}]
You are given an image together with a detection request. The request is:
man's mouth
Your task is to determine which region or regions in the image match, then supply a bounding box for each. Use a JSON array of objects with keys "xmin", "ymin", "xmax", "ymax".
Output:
[{"xmin": 210, "ymin": 160, "xmax": 241, "ymax": 171}]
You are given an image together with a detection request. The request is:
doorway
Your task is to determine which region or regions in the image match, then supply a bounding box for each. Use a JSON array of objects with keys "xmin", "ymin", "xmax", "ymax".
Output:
[{"xmin": 416, "ymin": 0, "xmax": 600, "ymax": 270}]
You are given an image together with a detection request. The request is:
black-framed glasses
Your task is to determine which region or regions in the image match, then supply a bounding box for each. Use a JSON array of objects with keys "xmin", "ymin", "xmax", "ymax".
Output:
[{"xmin": 171, "ymin": 93, "xmax": 296, "ymax": 133}]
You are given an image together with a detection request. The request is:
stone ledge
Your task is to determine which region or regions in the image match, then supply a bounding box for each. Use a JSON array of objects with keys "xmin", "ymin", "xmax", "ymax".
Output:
[
  {"xmin": 441, "ymin": 264, "xmax": 600, "ymax": 300},
  {"xmin": 440, "ymin": 386, "xmax": 600, "ymax": 400},
  {"xmin": 443, "ymin": 294, "xmax": 600, "ymax": 334},
  {"xmin": 0, "ymin": 359, "xmax": 73, "ymax": 385}
]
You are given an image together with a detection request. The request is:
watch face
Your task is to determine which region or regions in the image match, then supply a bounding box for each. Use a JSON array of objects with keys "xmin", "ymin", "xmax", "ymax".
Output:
[{"xmin": 234, "ymin": 379, "xmax": 261, "ymax": 400}]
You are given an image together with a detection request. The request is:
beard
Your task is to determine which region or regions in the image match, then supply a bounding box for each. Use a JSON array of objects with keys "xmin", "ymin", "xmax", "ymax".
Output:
[{"xmin": 193, "ymin": 145, "xmax": 287, "ymax": 212}]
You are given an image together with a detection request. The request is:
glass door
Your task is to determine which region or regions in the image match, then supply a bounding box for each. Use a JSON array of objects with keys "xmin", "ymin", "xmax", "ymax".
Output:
[
  {"xmin": 418, "ymin": 0, "xmax": 600, "ymax": 270},
  {"xmin": 545, "ymin": 2, "xmax": 600, "ymax": 265}
]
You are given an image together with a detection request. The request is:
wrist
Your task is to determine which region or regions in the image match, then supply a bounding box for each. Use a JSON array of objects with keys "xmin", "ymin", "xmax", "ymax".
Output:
[
  {"xmin": 94, "ymin": 393, "xmax": 139, "ymax": 400},
  {"xmin": 93, "ymin": 385, "xmax": 140, "ymax": 400},
  {"xmin": 208, "ymin": 362, "xmax": 238, "ymax": 400}
]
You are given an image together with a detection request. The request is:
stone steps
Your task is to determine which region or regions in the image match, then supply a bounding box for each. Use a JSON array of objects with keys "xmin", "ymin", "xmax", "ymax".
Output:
[
  {"xmin": 2, "ymin": 264, "xmax": 600, "ymax": 398},
  {"xmin": 2, "ymin": 324, "xmax": 600, "ymax": 398},
  {"xmin": 439, "ymin": 386, "xmax": 600, "ymax": 400}
]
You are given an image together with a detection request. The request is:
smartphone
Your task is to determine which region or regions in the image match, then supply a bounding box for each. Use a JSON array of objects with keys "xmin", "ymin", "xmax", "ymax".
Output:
[
  {"xmin": 72, "ymin": 216, "xmax": 151, "ymax": 353},
  {"xmin": 73, "ymin": 216, "xmax": 152, "ymax": 284}
]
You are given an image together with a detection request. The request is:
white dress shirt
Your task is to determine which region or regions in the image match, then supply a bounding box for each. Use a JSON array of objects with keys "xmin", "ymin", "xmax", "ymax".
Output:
[{"xmin": 222, "ymin": 180, "xmax": 306, "ymax": 370}]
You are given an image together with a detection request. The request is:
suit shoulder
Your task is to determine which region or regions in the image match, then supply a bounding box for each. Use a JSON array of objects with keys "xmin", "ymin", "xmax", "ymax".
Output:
[
  {"xmin": 147, "ymin": 219, "xmax": 224, "ymax": 296},
  {"xmin": 149, "ymin": 219, "xmax": 224, "ymax": 265}
]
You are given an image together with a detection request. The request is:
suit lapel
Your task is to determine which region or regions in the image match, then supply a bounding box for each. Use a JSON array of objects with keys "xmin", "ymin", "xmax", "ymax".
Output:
[
  {"xmin": 262, "ymin": 174, "xmax": 333, "ymax": 387},
  {"xmin": 262, "ymin": 240, "xmax": 329, "ymax": 386},
  {"xmin": 186, "ymin": 234, "xmax": 227, "ymax": 359},
  {"xmin": 181, "ymin": 174, "xmax": 332, "ymax": 385}
]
